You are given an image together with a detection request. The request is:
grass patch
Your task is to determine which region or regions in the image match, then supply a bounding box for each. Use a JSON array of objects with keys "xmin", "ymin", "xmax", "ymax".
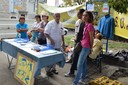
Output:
[
  {"xmin": 64, "ymin": 35, "xmax": 128, "ymax": 50},
  {"xmin": 64, "ymin": 35, "xmax": 75, "ymax": 47},
  {"xmin": 108, "ymin": 40, "xmax": 128, "ymax": 49}
]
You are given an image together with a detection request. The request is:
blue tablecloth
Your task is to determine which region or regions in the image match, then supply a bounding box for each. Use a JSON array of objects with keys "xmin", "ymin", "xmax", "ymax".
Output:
[
  {"xmin": 1, "ymin": 39, "xmax": 65, "ymax": 77},
  {"xmin": 0, "ymin": 41, "xmax": 1, "ymax": 51}
]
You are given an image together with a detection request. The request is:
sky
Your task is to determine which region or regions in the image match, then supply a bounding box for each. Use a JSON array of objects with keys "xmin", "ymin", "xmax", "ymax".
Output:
[{"xmin": 47, "ymin": 0, "xmax": 63, "ymax": 6}]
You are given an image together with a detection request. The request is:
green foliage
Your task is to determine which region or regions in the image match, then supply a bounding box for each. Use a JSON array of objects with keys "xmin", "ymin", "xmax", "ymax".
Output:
[
  {"xmin": 63, "ymin": 0, "xmax": 72, "ymax": 6},
  {"xmin": 108, "ymin": 40, "xmax": 128, "ymax": 49},
  {"xmin": 64, "ymin": 35, "xmax": 75, "ymax": 47},
  {"xmin": 108, "ymin": 0, "xmax": 128, "ymax": 13},
  {"xmin": 75, "ymin": 0, "xmax": 86, "ymax": 4},
  {"xmin": 62, "ymin": 0, "xmax": 86, "ymax": 6}
]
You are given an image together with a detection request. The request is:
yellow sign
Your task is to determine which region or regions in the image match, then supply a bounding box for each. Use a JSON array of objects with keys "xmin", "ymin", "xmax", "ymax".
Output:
[
  {"xmin": 14, "ymin": 53, "xmax": 36, "ymax": 85},
  {"xmin": 114, "ymin": 11, "xmax": 128, "ymax": 39},
  {"xmin": 14, "ymin": 6, "xmax": 22, "ymax": 10}
]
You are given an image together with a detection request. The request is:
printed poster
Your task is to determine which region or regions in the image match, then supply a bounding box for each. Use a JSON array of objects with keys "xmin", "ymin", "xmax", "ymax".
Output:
[
  {"xmin": 14, "ymin": 53, "xmax": 36, "ymax": 85},
  {"xmin": 87, "ymin": 4, "xmax": 94, "ymax": 11},
  {"xmin": 102, "ymin": 3, "xmax": 109, "ymax": 13}
]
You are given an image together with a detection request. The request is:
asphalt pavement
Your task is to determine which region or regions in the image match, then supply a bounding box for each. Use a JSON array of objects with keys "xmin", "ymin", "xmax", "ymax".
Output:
[
  {"xmin": 0, "ymin": 28, "xmax": 128, "ymax": 85},
  {"xmin": 0, "ymin": 51, "xmax": 73, "ymax": 85},
  {"xmin": 0, "ymin": 51, "xmax": 128, "ymax": 85}
]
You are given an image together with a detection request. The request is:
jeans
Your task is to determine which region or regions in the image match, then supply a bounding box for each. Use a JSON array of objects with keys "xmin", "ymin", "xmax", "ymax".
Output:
[
  {"xmin": 73, "ymin": 47, "xmax": 90, "ymax": 85},
  {"xmin": 31, "ymin": 32, "xmax": 39, "ymax": 42},
  {"xmin": 31, "ymin": 36, "xmax": 38, "ymax": 42},
  {"xmin": 70, "ymin": 44, "xmax": 82, "ymax": 73}
]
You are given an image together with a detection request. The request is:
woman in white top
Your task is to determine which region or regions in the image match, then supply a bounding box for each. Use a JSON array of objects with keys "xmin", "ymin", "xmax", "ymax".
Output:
[{"xmin": 31, "ymin": 15, "xmax": 41, "ymax": 42}]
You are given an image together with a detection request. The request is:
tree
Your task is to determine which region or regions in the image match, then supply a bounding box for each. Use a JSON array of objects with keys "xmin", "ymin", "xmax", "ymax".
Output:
[
  {"xmin": 108, "ymin": 0, "xmax": 128, "ymax": 14},
  {"xmin": 62, "ymin": 0, "xmax": 86, "ymax": 6},
  {"xmin": 63, "ymin": 0, "xmax": 72, "ymax": 6},
  {"xmin": 74, "ymin": 0, "xmax": 86, "ymax": 5}
]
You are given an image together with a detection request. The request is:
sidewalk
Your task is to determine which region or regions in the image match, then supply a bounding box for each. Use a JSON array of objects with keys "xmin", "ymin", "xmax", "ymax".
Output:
[
  {"xmin": 0, "ymin": 51, "xmax": 73, "ymax": 85},
  {"xmin": 0, "ymin": 51, "xmax": 128, "ymax": 85},
  {"xmin": 0, "ymin": 52, "xmax": 20, "ymax": 85}
]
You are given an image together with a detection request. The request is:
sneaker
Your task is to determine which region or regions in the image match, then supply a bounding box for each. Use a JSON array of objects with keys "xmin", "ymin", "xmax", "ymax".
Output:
[
  {"xmin": 51, "ymin": 70, "xmax": 59, "ymax": 74},
  {"xmin": 35, "ymin": 75, "xmax": 43, "ymax": 80},
  {"xmin": 65, "ymin": 72, "xmax": 75, "ymax": 77},
  {"xmin": 71, "ymin": 83, "xmax": 78, "ymax": 85},
  {"xmin": 79, "ymin": 79, "xmax": 88, "ymax": 85},
  {"xmin": 66, "ymin": 58, "xmax": 72, "ymax": 63},
  {"xmin": 46, "ymin": 72, "xmax": 53, "ymax": 76}
]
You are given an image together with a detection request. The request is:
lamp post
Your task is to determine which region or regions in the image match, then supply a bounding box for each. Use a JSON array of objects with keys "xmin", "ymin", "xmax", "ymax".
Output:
[
  {"xmin": 35, "ymin": 0, "xmax": 39, "ymax": 14},
  {"xmin": 10, "ymin": 0, "xmax": 14, "ymax": 13}
]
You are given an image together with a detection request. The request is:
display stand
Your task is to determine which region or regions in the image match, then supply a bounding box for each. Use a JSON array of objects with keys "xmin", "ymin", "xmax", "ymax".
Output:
[{"xmin": 6, "ymin": 54, "xmax": 15, "ymax": 70}]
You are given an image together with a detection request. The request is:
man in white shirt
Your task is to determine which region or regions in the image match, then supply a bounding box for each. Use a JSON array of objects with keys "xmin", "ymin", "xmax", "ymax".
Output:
[
  {"xmin": 65, "ymin": 9, "xmax": 85, "ymax": 77},
  {"xmin": 66, "ymin": 9, "xmax": 85, "ymax": 63},
  {"xmin": 74, "ymin": 9, "xmax": 84, "ymax": 39},
  {"xmin": 75, "ymin": 18, "xmax": 82, "ymax": 35},
  {"xmin": 44, "ymin": 13, "xmax": 65, "ymax": 75}
]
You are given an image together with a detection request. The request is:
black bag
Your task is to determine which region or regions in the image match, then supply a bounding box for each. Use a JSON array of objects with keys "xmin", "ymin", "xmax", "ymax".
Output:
[
  {"xmin": 37, "ymin": 37, "xmax": 46, "ymax": 45},
  {"xmin": 74, "ymin": 42, "xmax": 82, "ymax": 53}
]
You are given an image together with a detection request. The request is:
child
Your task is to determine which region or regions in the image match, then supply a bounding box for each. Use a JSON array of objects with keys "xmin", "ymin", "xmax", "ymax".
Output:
[
  {"xmin": 65, "ymin": 46, "xmax": 74, "ymax": 63},
  {"xmin": 95, "ymin": 30, "xmax": 100, "ymax": 36},
  {"xmin": 89, "ymin": 33, "xmax": 103, "ymax": 59}
]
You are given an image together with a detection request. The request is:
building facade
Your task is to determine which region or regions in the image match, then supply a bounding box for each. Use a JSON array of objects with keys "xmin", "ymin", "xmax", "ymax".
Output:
[{"xmin": 0, "ymin": 0, "xmax": 36, "ymax": 19}]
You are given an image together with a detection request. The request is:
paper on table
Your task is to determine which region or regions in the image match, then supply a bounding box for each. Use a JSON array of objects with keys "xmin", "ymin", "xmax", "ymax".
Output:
[
  {"xmin": 20, "ymin": 43, "xmax": 27, "ymax": 46},
  {"xmin": 40, "ymin": 50, "xmax": 58, "ymax": 55},
  {"xmin": 39, "ymin": 46, "xmax": 47, "ymax": 49},
  {"xmin": 25, "ymin": 44, "xmax": 36, "ymax": 48}
]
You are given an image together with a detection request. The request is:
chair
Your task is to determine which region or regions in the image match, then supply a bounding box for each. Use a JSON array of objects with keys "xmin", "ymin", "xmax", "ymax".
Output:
[{"xmin": 87, "ymin": 49, "xmax": 103, "ymax": 76}]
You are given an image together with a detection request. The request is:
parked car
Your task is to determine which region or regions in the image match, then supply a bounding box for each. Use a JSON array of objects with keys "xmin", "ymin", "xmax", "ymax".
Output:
[{"xmin": 63, "ymin": 28, "xmax": 68, "ymax": 35}]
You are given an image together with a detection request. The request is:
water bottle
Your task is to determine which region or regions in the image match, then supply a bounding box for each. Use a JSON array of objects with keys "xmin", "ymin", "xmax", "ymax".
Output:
[{"xmin": 17, "ymin": 33, "xmax": 21, "ymax": 38}]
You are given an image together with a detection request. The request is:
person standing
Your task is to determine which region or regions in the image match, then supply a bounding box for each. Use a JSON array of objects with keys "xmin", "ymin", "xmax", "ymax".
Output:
[
  {"xmin": 31, "ymin": 15, "xmax": 42, "ymax": 42},
  {"xmin": 37, "ymin": 12, "xmax": 49, "ymax": 45},
  {"xmin": 75, "ymin": 9, "xmax": 85, "ymax": 37},
  {"xmin": 72, "ymin": 11, "xmax": 94, "ymax": 85},
  {"xmin": 65, "ymin": 9, "xmax": 85, "ymax": 77},
  {"xmin": 16, "ymin": 16, "xmax": 28, "ymax": 38},
  {"xmin": 44, "ymin": 13, "xmax": 65, "ymax": 74}
]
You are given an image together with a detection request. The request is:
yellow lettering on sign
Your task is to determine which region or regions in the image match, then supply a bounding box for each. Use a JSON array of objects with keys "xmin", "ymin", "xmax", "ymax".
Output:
[
  {"xmin": 14, "ymin": 53, "xmax": 36, "ymax": 85},
  {"xmin": 114, "ymin": 11, "xmax": 128, "ymax": 39}
]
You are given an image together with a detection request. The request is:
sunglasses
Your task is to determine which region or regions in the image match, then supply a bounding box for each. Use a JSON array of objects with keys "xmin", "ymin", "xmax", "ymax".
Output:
[
  {"xmin": 42, "ymin": 15, "xmax": 47, "ymax": 17},
  {"xmin": 20, "ymin": 18, "xmax": 25, "ymax": 19},
  {"xmin": 55, "ymin": 15, "xmax": 60, "ymax": 17},
  {"xmin": 83, "ymin": 14, "xmax": 88, "ymax": 17}
]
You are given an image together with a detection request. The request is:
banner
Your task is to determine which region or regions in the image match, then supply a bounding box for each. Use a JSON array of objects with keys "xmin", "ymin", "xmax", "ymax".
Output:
[
  {"xmin": 14, "ymin": 53, "xmax": 36, "ymax": 85},
  {"xmin": 102, "ymin": 3, "xmax": 109, "ymax": 13},
  {"xmin": 114, "ymin": 11, "xmax": 128, "ymax": 39},
  {"xmin": 38, "ymin": 3, "xmax": 84, "ymax": 29},
  {"xmin": 87, "ymin": 4, "xmax": 94, "ymax": 11}
]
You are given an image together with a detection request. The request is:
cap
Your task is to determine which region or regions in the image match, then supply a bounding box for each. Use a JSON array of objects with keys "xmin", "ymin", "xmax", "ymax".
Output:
[
  {"xmin": 19, "ymin": 16, "xmax": 25, "ymax": 19},
  {"xmin": 41, "ymin": 11, "xmax": 49, "ymax": 16}
]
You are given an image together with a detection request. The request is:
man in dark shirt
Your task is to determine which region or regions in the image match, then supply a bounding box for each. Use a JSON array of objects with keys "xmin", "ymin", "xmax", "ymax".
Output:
[{"xmin": 65, "ymin": 9, "xmax": 85, "ymax": 77}]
